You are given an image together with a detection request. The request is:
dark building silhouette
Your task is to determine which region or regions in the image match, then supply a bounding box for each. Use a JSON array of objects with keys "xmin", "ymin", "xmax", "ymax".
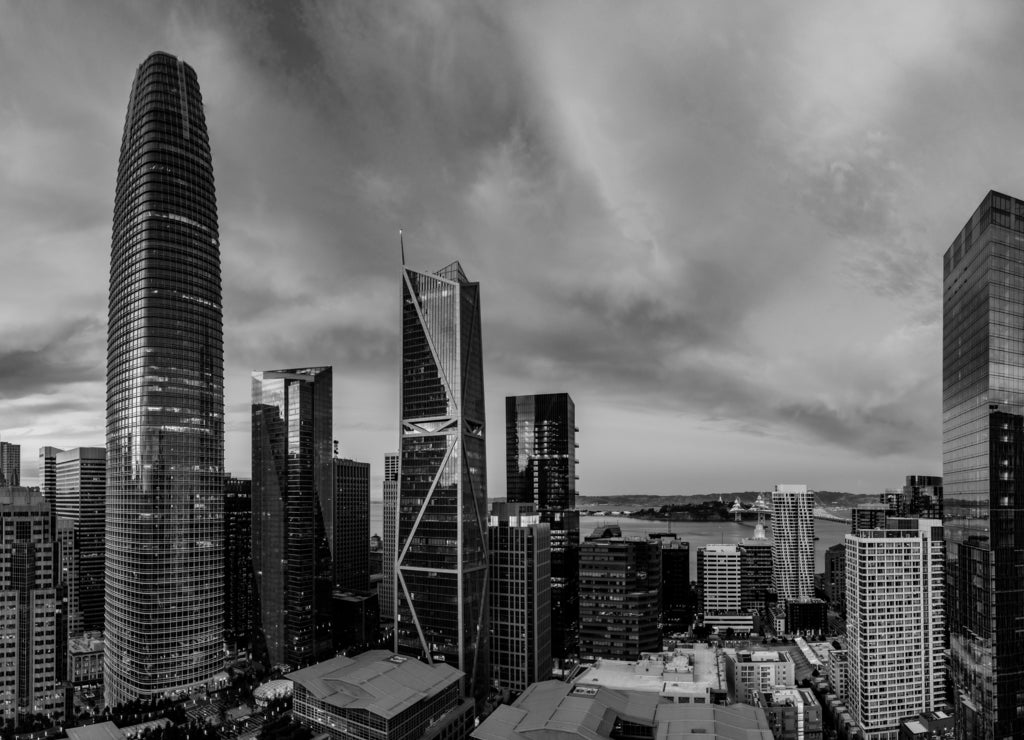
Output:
[
  {"xmin": 489, "ymin": 503, "xmax": 551, "ymax": 694},
  {"xmin": 579, "ymin": 536, "xmax": 661, "ymax": 662},
  {"xmin": 252, "ymin": 367, "xmax": 333, "ymax": 670},
  {"xmin": 883, "ymin": 475, "xmax": 943, "ymax": 520},
  {"xmin": 380, "ymin": 452, "xmax": 398, "ymax": 621},
  {"xmin": 105, "ymin": 51, "xmax": 223, "ymax": 705},
  {"xmin": 738, "ymin": 537, "xmax": 773, "ymax": 613},
  {"xmin": 224, "ymin": 477, "xmax": 256, "ymax": 653},
  {"xmin": 334, "ymin": 458, "xmax": 370, "ymax": 593},
  {"xmin": 649, "ymin": 534, "xmax": 690, "ymax": 630},
  {"xmin": 506, "ymin": 393, "xmax": 579, "ymax": 670},
  {"xmin": 850, "ymin": 503, "xmax": 888, "ymax": 533},
  {"xmin": 0, "ymin": 441, "xmax": 20, "ymax": 488},
  {"xmin": 824, "ymin": 543, "xmax": 845, "ymax": 615},
  {"xmin": 396, "ymin": 261, "xmax": 488, "ymax": 709},
  {"xmin": 943, "ymin": 190, "xmax": 1024, "ymax": 739}
]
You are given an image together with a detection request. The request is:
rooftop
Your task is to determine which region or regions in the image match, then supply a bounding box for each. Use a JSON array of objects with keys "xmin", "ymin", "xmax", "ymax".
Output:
[
  {"xmin": 573, "ymin": 648, "xmax": 722, "ymax": 698},
  {"xmin": 472, "ymin": 681, "xmax": 772, "ymax": 740},
  {"xmin": 286, "ymin": 650, "xmax": 462, "ymax": 720},
  {"xmin": 67, "ymin": 723, "xmax": 125, "ymax": 740}
]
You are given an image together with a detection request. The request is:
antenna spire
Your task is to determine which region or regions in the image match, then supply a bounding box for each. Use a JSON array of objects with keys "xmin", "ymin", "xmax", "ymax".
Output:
[{"xmin": 400, "ymin": 229, "xmax": 406, "ymax": 266}]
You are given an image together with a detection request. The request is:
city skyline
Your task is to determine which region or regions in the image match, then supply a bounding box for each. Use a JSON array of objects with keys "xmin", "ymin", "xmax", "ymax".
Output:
[{"xmin": 7, "ymin": 3, "xmax": 1024, "ymax": 495}]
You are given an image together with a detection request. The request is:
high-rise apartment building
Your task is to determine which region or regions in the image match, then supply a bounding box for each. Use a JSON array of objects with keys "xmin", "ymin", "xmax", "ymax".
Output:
[
  {"xmin": 579, "ymin": 536, "xmax": 660, "ymax": 662},
  {"xmin": 224, "ymin": 477, "xmax": 255, "ymax": 653},
  {"xmin": 846, "ymin": 519, "xmax": 945, "ymax": 740},
  {"xmin": 489, "ymin": 503, "xmax": 551, "ymax": 694},
  {"xmin": 943, "ymin": 191, "xmax": 1024, "ymax": 739},
  {"xmin": 252, "ymin": 367, "xmax": 333, "ymax": 670},
  {"xmin": 770, "ymin": 485, "xmax": 814, "ymax": 603},
  {"xmin": 334, "ymin": 457, "xmax": 370, "ymax": 593},
  {"xmin": 0, "ymin": 441, "xmax": 20, "ymax": 488},
  {"xmin": 396, "ymin": 261, "xmax": 488, "ymax": 708},
  {"xmin": 54, "ymin": 448, "xmax": 105, "ymax": 634},
  {"xmin": 0, "ymin": 489, "xmax": 68, "ymax": 721},
  {"xmin": 381, "ymin": 452, "xmax": 398, "ymax": 621},
  {"xmin": 39, "ymin": 447, "xmax": 61, "ymax": 507},
  {"xmin": 506, "ymin": 393, "xmax": 579, "ymax": 669},
  {"xmin": 105, "ymin": 52, "xmax": 223, "ymax": 705}
]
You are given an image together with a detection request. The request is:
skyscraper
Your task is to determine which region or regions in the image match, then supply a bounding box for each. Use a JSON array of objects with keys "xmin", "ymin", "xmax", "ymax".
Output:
[
  {"xmin": 579, "ymin": 536, "xmax": 660, "ymax": 661},
  {"xmin": 334, "ymin": 457, "xmax": 371, "ymax": 593},
  {"xmin": 55, "ymin": 447, "xmax": 106, "ymax": 634},
  {"xmin": 943, "ymin": 191, "xmax": 1024, "ymax": 738},
  {"xmin": 396, "ymin": 261, "xmax": 488, "ymax": 708},
  {"xmin": 105, "ymin": 51, "xmax": 223, "ymax": 706},
  {"xmin": 252, "ymin": 367, "xmax": 333, "ymax": 669},
  {"xmin": 381, "ymin": 452, "xmax": 398, "ymax": 621},
  {"xmin": 846, "ymin": 519, "xmax": 945, "ymax": 739},
  {"xmin": 489, "ymin": 502, "xmax": 551, "ymax": 694},
  {"xmin": 224, "ymin": 477, "xmax": 255, "ymax": 653},
  {"xmin": 0, "ymin": 441, "xmax": 20, "ymax": 488},
  {"xmin": 506, "ymin": 393, "xmax": 579, "ymax": 669},
  {"xmin": 39, "ymin": 447, "xmax": 62, "ymax": 507},
  {"xmin": 770, "ymin": 484, "xmax": 813, "ymax": 603},
  {"xmin": 697, "ymin": 544, "xmax": 754, "ymax": 634}
]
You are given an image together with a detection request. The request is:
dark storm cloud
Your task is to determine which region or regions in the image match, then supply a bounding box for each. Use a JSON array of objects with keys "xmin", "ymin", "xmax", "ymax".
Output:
[{"xmin": 0, "ymin": 1, "xmax": 1018, "ymax": 491}]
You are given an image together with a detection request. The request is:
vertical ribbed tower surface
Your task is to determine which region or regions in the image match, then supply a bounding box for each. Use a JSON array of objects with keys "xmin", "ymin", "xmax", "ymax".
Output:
[
  {"xmin": 104, "ymin": 52, "xmax": 223, "ymax": 705},
  {"xmin": 396, "ymin": 261, "xmax": 489, "ymax": 710}
]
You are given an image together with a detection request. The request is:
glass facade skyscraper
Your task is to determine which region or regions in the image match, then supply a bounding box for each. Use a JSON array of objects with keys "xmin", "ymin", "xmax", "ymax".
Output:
[
  {"xmin": 943, "ymin": 191, "xmax": 1024, "ymax": 739},
  {"xmin": 396, "ymin": 261, "xmax": 488, "ymax": 709},
  {"xmin": 105, "ymin": 51, "xmax": 223, "ymax": 705},
  {"xmin": 505, "ymin": 393, "xmax": 579, "ymax": 669},
  {"xmin": 252, "ymin": 367, "xmax": 333, "ymax": 670}
]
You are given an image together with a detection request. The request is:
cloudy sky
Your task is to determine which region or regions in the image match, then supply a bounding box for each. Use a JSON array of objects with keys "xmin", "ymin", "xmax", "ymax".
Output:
[{"xmin": 1, "ymin": 1, "xmax": 1021, "ymax": 496}]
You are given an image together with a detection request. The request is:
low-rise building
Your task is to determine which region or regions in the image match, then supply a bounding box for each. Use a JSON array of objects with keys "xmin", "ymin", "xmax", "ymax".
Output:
[
  {"xmin": 69, "ymin": 634, "xmax": 104, "ymax": 686},
  {"xmin": 572, "ymin": 647, "xmax": 727, "ymax": 705},
  {"xmin": 724, "ymin": 650, "xmax": 796, "ymax": 704},
  {"xmin": 287, "ymin": 650, "xmax": 473, "ymax": 740},
  {"xmin": 754, "ymin": 688, "xmax": 823, "ymax": 740},
  {"xmin": 472, "ymin": 680, "xmax": 774, "ymax": 740}
]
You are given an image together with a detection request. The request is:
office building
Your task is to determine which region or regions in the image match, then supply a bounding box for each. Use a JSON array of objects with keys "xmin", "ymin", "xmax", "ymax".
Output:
[
  {"xmin": 846, "ymin": 519, "xmax": 944, "ymax": 740},
  {"xmin": 784, "ymin": 598, "xmax": 827, "ymax": 636},
  {"xmin": 943, "ymin": 191, "xmax": 1024, "ymax": 738},
  {"xmin": 824, "ymin": 544, "xmax": 845, "ymax": 615},
  {"xmin": 771, "ymin": 485, "xmax": 814, "ymax": 603},
  {"xmin": 753, "ymin": 688, "xmax": 823, "ymax": 740},
  {"xmin": 739, "ymin": 537, "xmax": 773, "ymax": 613},
  {"xmin": 381, "ymin": 452, "xmax": 398, "ymax": 621},
  {"xmin": 105, "ymin": 52, "xmax": 223, "ymax": 706},
  {"xmin": 473, "ymin": 680, "xmax": 773, "ymax": 740},
  {"xmin": 725, "ymin": 650, "xmax": 796, "ymax": 705},
  {"xmin": 579, "ymin": 536, "xmax": 660, "ymax": 661},
  {"xmin": 0, "ymin": 441, "xmax": 19, "ymax": 488},
  {"xmin": 851, "ymin": 503, "xmax": 888, "ymax": 533},
  {"xmin": 56, "ymin": 518, "xmax": 79, "ymax": 637},
  {"xmin": 224, "ymin": 477, "xmax": 256, "ymax": 652},
  {"xmin": 252, "ymin": 366, "xmax": 333, "ymax": 669},
  {"xmin": 489, "ymin": 503, "xmax": 551, "ymax": 694},
  {"xmin": 289, "ymin": 651, "xmax": 474, "ymax": 740},
  {"xmin": 650, "ymin": 534, "xmax": 689, "ymax": 630},
  {"xmin": 54, "ymin": 448, "xmax": 105, "ymax": 634},
  {"xmin": 882, "ymin": 476, "xmax": 943, "ymax": 520},
  {"xmin": 506, "ymin": 393, "xmax": 579, "ymax": 669},
  {"xmin": 334, "ymin": 457, "xmax": 371, "ymax": 593},
  {"xmin": 697, "ymin": 544, "xmax": 755, "ymax": 634},
  {"xmin": 39, "ymin": 447, "xmax": 61, "ymax": 507},
  {"xmin": 68, "ymin": 635, "xmax": 104, "ymax": 689},
  {"xmin": 0, "ymin": 488, "xmax": 68, "ymax": 721},
  {"xmin": 396, "ymin": 261, "xmax": 488, "ymax": 708}
]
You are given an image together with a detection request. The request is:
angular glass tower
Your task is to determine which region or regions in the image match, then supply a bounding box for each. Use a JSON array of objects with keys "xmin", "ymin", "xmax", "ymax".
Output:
[
  {"xmin": 505, "ymin": 393, "xmax": 579, "ymax": 669},
  {"xmin": 252, "ymin": 367, "xmax": 333, "ymax": 670},
  {"xmin": 396, "ymin": 261, "xmax": 488, "ymax": 709},
  {"xmin": 105, "ymin": 52, "xmax": 223, "ymax": 704},
  {"xmin": 943, "ymin": 191, "xmax": 1024, "ymax": 739}
]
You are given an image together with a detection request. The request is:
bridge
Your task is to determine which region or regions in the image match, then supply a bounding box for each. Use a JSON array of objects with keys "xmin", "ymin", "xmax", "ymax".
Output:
[{"xmin": 813, "ymin": 507, "xmax": 849, "ymax": 523}]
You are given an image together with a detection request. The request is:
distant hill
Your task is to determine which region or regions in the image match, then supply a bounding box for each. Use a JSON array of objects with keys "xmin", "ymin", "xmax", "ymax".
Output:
[{"xmin": 576, "ymin": 491, "xmax": 879, "ymax": 511}]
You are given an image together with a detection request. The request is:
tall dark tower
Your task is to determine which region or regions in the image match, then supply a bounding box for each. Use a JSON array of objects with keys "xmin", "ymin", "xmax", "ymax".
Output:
[
  {"xmin": 105, "ymin": 52, "xmax": 223, "ymax": 705},
  {"xmin": 506, "ymin": 393, "xmax": 579, "ymax": 670},
  {"xmin": 396, "ymin": 261, "xmax": 488, "ymax": 709},
  {"xmin": 943, "ymin": 190, "xmax": 1024, "ymax": 739}
]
